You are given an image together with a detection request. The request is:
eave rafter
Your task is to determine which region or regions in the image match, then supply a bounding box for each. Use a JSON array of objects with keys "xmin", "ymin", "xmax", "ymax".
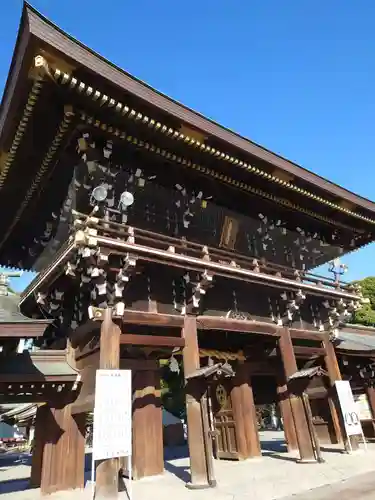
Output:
[
  {"xmin": 0, "ymin": 53, "xmax": 373, "ymax": 265},
  {"xmin": 0, "ymin": 102, "xmax": 76, "ymax": 250},
  {"xmin": 0, "ymin": 62, "xmax": 45, "ymax": 187},
  {"xmin": 77, "ymin": 113, "xmax": 361, "ymax": 234},
  {"xmin": 47, "ymin": 63, "xmax": 375, "ymax": 226}
]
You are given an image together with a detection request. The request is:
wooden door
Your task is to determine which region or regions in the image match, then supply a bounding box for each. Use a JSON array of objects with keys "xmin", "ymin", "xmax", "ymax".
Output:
[{"xmin": 210, "ymin": 381, "xmax": 239, "ymax": 460}]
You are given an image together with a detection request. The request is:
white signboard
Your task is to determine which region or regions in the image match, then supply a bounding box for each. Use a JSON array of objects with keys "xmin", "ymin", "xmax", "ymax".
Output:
[
  {"xmin": 335, "ymin": 380, "xmax": 363, "ymax": 437},
  {"xmin": 354, "ymin": 393, "xmax": 372, "ymax": 421},
  {"xmin": 93, "ymin": 369, "xmax": 132, "ymax": 460}
]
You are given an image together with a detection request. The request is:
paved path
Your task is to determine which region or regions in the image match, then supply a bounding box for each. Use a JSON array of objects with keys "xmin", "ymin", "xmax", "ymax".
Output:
[
  {"xmin": 280, "ymin": 471, "xmax": 375, "ymax": 500},
  {"xmin": 1, "ymin": 432, "xmax": 375, "ymax": 499}
]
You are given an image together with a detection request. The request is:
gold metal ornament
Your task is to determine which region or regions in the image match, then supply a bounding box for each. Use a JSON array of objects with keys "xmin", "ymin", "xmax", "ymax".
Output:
[{"xmin": 216, "ymin": 384, "xmax": 227, "ymax": 408}]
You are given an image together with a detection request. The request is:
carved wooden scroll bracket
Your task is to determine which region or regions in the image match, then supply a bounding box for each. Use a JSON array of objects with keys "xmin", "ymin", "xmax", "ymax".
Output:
[
  {"xmin": 322, "ymin": 298, "xmax": 361, "ymax": 342},
  {"xmin": 272, "ymin": 289, "xmax": 306, "ymax": 327}
]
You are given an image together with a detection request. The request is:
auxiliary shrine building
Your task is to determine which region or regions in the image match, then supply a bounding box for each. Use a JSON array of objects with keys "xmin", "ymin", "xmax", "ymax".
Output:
[{"xmin": 1, "ymin": 3, "xmax": 375, "ymax": 497}]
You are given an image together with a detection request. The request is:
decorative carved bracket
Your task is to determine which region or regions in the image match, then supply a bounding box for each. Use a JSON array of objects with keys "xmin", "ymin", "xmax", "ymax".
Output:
[
  {"xmin": 113, "ymin": 252, "xmax": 138, "ymax": 316},
  {"xmin": 274, "ymin": 289, "xmax": 306, "ymax": 326},
  {"xmin": 322, "ymin": 297, "xmax": 361, "ymax": 341},
  {"xmin": 68, "ymin": 229, "xmax": 139, "ymax": 319},
  {"xmin": 189, "ymin": 269, "xmax": 214, "ymax": 312}
]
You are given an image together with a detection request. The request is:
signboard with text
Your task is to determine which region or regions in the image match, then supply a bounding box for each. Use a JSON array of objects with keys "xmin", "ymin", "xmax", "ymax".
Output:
[
  {"xmin": 92, "ymin": 369, "xmax": 132, "ymax": 461},
  {"xmin": 354, "ymin": 393, "xmax": 372, "ymax": 421},
  {"xmin": 335, "ymin": 380, "xmax": 363, "ymax": 437}
]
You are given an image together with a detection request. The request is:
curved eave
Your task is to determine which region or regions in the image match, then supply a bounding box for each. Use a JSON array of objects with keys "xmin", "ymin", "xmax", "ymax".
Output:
[
  {"xmin": 0, "ymin": 3, "xmax": 374, "ymax": 267},
  {"xmin": 17, "ymin": 3, "xmax": 375, "ymax": 218},
  {"xmin": 0, "ymin": 321, "xmax": 51, "ymax": 338}
]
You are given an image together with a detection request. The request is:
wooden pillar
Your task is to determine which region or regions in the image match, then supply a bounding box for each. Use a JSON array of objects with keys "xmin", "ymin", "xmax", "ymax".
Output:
[
  {"xmin": 276, "ymin": 374, "xmax": 298, "ymax": 452},
  {"xmin": 30, "ymin": 405, "xmax": 45, "ymax": 488},
  {"xmin": 30, "ymin": 403, "xmax": 86, "ymax": 495},
  {"xmin": 366, "ymin": 385, "xmax": 375, "ymax": 419},
  {"xmin": 132, "ymin": 365, "xmax": 164, "ymax": 479},
  {"xmin": 323, "ymin": 337, "xmax": 344, "ymax": 445},
  {"xmin": 278, "ymin": 328, "xmax": 316, "ymax": 462},
  {"xmin": 95, "ymin": 308, "xmax": 121, "ymax": 499},
  {"xmin": 231, "ymin": 362, "xmax": 261, "ymax": 459},
  {"xmin": 182, "ymin": 315, "xmax": 209, "ymax": 488}
]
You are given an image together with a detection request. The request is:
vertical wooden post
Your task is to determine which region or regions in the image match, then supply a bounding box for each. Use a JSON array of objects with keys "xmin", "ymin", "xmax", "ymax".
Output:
[
  {"xmin": 230, "ymin": 379, "xmax": 248, "ymax": 460},
  {"xmin": 366, "ymin": 385, "xmax": 375, "ymax": 419},
  {"xmin": 323, "ymin": 337, "xmax": 344, "ymax": 445},
  {"xmin": 278, "ymin": 328, "xmax": 316, "ymax": 462},
  {"xmin": 182, "ymin": 315, "xmax": 210, "ymax": 489},
  {"xmin": 276, "ymin": 373, "xmax": 298, "ymax": 452},
  {"xmin": 95, "ymin": 308, "xmax": 121, "ymax": 499},
  {"xmin": 132, "ymin": 366, "xmax": 164, "ymax": 479},
  {"xmin": 30, "ymin": 403, "xmax": 86, "ymax": 495},
  {"xmin": 30, "ymin": 405, "xmax": 46, "ymax": 488},
  {"xmin": 231, "ymin": 363, "xmax": 261, "ymax": 458}
]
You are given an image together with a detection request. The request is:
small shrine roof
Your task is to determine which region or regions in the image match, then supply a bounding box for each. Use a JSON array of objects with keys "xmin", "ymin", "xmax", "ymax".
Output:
[
  {"xmin": 0, "ymin": 350, "xmax": 78, "ymax": 380},
  {"xmin": 0, "ymin": 403, "xmax": 38, "ymax": 423},
  {"xmin": 0, "ymin": 275, "xmax": 50, "ymax": 337},
  {"xmin": 288, "ymin": 366, "xmax": 328, "ymax": 381},
  {"xmin": 0, "ymin": 293, "xmax": 42, "ymax": 324}
]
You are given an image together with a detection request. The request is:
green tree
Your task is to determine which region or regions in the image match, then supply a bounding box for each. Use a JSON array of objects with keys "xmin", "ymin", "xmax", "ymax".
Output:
[{"xmin": 352, "ymin": 276, "xmax": 375, "ymax": 326}]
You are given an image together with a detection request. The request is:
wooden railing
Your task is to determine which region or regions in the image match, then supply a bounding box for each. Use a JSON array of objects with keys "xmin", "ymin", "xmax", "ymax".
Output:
[{"xmin": 72, "ymin": 211, "xmax": 357, "ymax": 296}]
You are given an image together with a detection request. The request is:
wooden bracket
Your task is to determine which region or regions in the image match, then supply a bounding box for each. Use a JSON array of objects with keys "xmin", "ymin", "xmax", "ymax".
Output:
[
  {"xmin": 88, "ymin": 306, "xmax": 106, "ymax": 321},
  {"xmin": 0, "ymin": 151, "xmax": 9, "ymax": 173},
  {"xmin": 29, "ymin": 49, "xmax": 76, "ymax": 80}
]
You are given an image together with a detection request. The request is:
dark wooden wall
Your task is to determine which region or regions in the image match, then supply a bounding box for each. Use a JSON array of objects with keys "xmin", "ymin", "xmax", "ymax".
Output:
[
  {"xmin": 124, "ymin": 263, "xmax": 329, "ymax": 330},
  {"xmin": 22, "ymin": 130, "xmax": 351, "ymax": 272}
]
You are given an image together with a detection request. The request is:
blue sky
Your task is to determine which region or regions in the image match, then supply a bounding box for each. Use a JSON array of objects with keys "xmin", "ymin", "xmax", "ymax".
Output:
[{"xmin": 1, "ymin": 0, "xmax": 374, "ymax": 292}]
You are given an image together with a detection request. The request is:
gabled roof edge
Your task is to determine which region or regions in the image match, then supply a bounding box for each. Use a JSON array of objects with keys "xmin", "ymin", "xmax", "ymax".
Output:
[
  {"xmin": 22, "ymin": 4, "xmax": 375, "ymax": 216},
  {"xmin": 0, "ymin": 2, "xmax": 32, "ymax": 140}
]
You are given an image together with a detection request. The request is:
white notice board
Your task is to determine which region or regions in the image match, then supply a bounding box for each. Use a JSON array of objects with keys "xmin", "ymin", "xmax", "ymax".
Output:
[
  {"xmin": 335, "ymin": 380, "xmax": 363, "ymax": 437},
  {"xmin": 354, "ymin": 393, "xmax": 372, "ymax": 421},
  {"xmin": 93, "ymin": 369, "xmax": 132, "ymax": 460}
]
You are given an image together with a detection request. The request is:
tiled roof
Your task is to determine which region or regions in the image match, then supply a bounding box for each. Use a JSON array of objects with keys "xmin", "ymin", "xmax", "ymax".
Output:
[
  {"xmin": 0, "ymin": 403, "xmax": 38, "ymax": 422},
  {"xmin": 0, "ymin": 293, "xmax": 42, "ymax": 324},
  {"xmin": 336, "ymin": 331, "xmax": 375, "ymax": 352},
  {"xmin": 288, "ymin": 366, "xmax": 328, "ymax": 381},
  {"xmin": 0, "ymin": 350, "xmax": 78, "ymax": 378}
]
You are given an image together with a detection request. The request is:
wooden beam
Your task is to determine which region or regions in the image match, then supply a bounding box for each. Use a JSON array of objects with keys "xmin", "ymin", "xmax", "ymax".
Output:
[
  {"xmin": 120, "ymin": 334, "xmax": 184, "ymax": 348},
  {"xmin": 122, "ymin": 310, "xmax": 184, "ymax": 327},
  {"xmin": 95, "ymin": 309, "xmax": 121, "ymax": 499},
  {"xmin": 269, "ymin": 346, "xmax": 325, "ymax": 358},
  {"xmin": 0, "ymin": 322, "xmax": 50, "ymax": 337},
  {"xmin": 75, "ymin": 331, "xmax": 184, "ymax": 363},
  {"xmin": 197, "ymin": 316, "xmax": 279, "ymax": 336},
  {"xmin": 289, "ymin": 328, "xmax": 325, "ymax": 342},
  {"xmin": 0, "ymin": 375, "xmax": 77, "ymax": 383}
]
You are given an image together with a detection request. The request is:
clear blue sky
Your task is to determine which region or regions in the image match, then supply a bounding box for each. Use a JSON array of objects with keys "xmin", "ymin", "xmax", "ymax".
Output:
[{"xmin": 1, "ymin": 0, "xmax": 374, "ymax": 292}]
